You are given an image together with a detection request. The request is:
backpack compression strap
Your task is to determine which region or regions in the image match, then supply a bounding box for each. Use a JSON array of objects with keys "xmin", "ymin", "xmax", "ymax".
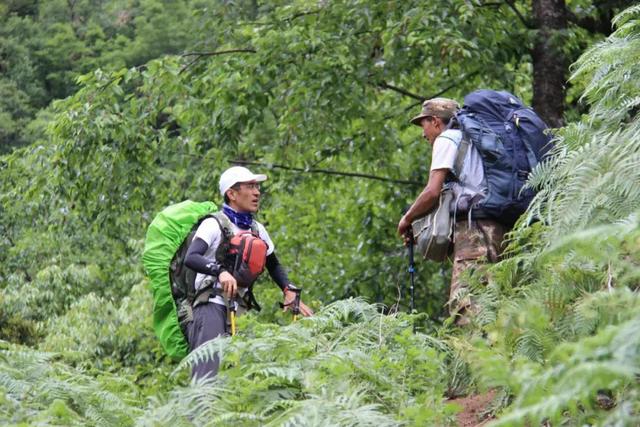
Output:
[{"xmin": 511, "ymin": 112, "xmax": 540, "ymax": 171}]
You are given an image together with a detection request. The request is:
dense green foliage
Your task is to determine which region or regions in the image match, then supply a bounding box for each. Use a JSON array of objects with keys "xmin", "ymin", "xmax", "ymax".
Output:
[
  {"xmin": 467, "ymin": 7, "xmax": 640, "ymax": 423},
  {"xmin": 1, "ymin": 1, "xmax": 640, "ymax": 426},
  {"xmin": 0, "ymin": 0, "xmax": 200, "ymax": 152}
]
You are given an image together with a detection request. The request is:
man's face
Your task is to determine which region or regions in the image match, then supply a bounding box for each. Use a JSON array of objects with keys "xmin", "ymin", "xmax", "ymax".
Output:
[
  {"xmin": 227, "ymin": 181, "xmax": 261, "ymax": 213},
  {"xmin": 420, "ymin": 116, "xmax": 444, "ymax": 144}
]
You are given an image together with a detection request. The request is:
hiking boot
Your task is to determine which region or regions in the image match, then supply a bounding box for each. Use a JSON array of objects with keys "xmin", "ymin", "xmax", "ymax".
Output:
[
  {"xmin": 453, "ymin": 304, "xmax": 478, "ymax": 327},
  {"xmin": 455, "ymin": 314, "xmax": 472, "ymax": 327},
  {"xmin": 596, "ymin": 389, "xmax": 615, "ymax": 410}
]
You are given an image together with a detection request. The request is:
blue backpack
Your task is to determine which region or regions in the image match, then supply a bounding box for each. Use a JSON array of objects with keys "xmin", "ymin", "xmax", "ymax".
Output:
[{"xmin": 454, "ymin": 90, "xmax": 553, "ymax": 226}]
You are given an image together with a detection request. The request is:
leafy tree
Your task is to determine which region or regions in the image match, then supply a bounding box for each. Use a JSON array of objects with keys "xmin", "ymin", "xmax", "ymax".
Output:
[
  {"xmin": 0, "ymin": 0, "xmax": 208, "ymax": 151},
  {"xmin": 28, "ymin": 0, "xmax": 567, "ymax": 312}
]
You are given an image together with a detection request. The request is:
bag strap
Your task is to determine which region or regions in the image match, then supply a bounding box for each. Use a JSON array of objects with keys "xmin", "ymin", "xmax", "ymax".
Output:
[
  {"xmin": 213, "ymin": 211, "xmax": 260, "ymax": 237},
  {"xmin": 243, "ymin": 288, "xmax": 262, "ymax": 312},
  {"xmin": 193, "ymin": 286, "xmax": 218, "ymax": 307},
  {"xmin": 453, "ymin": 134, "xmax": 470, "ymax": 179},
  {"xmin": 212, "ymin": 211, "xmax": 235, "ymax": 240},
  {"xmin": 250, "ymin": 222, "xmax": 259, "ymax": 236},
  {"xmin": 193, "ymin": 283, "xmax": 261, "ymax": 312}
]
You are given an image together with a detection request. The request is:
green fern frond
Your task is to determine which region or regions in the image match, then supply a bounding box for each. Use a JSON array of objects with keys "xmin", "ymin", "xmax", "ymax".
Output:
[
  {"xmin": 612, "ymin": 3, "xmax": 640, "ymax": 27},
  {"xmin": 139, "ymin": 299, "xmax": 452, "ymax": 425},
  {"xmin": 0, "ymin": 344, "xmax": 143, "ymax": 426},
  {"xmin": 490, "ymin": 314, "xmax": 640, "ymax": 426}
]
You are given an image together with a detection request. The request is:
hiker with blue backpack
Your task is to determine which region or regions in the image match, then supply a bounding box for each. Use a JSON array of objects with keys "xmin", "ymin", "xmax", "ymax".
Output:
[{"xmin": 397, "ymin": 91, "xmax": 552, "ymax": 325}]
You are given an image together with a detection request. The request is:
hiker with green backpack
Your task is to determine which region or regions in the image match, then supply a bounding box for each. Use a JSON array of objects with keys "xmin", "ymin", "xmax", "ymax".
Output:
[
  {"xmin": 183, "ymin": 166, "xmax": 312, "ymax": 378},
  {"xmin": 185, "ymin": 166, "xmax": 313, "ymax": 379},
  {"xmin": 397, "ymin": 91, "xmax": 552, "ymax": 325},
  {"xmin": 143, "ymin": 166, "xmax": 313, "ymax": 380}
]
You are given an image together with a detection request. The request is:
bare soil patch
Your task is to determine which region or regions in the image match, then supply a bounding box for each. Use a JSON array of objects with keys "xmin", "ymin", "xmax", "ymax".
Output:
[{"xmin": 447, "ymin": 389, "xmax": 496, "ymax": 427}]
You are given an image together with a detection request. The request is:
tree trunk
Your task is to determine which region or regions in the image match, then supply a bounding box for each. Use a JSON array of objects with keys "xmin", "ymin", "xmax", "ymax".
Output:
[{"xmin": 531, "ymin": 0, "xmax": 568, "ymax": 127}]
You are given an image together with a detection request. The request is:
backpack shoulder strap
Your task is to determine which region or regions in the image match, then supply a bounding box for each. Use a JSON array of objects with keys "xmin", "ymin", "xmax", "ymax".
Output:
[
  {"xmin": 250, "ymin": 221, "xmax": 260, "ymax": 236},
  {"xmin": 453, "ymin": 136, "xmax": 470, "ymax": 178},
  {"xmin": 440, "ymin": 128, "xmax": 468, "ymax": 180},
  {"xmin": 212, "ymin": 211, "xmax": 235, "ymax": 241},
  {"xmin": 212, "ymin": 211, "xmax": 261, "ymax": 238}
]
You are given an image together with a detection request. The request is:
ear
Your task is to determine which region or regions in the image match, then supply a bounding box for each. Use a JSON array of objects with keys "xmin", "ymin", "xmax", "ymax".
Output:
[{"xmin": 225, "ymin": 189, "xmax": 237, "ymax": 202}]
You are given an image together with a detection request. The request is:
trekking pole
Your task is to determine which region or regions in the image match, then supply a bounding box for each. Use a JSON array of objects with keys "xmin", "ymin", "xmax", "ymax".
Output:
[
  {"xmin": 280, "ymin": 286, "xmax": 302, "ymax": 321},
  {"xmin": 291, "ymin": 287, "xmax": 302, "ymax": 322},
  {"xmin": 406, "ymin": 231, "xmax": 416, "ymax": 333},
  {"xmin": 229, "ymin": 299, "xmax": 238, "ymax": 336}
]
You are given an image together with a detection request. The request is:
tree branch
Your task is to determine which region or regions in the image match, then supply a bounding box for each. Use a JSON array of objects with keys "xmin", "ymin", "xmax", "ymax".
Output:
[
  {"xmin": 378, "ymin": 82, "xmax": 424, "ymax": 101},
  {"xmin": 381, "ymin": 70, "xmax": 482, "ymax": 120},
  {"xmin": 180, "ymin": 49, "xmax": 258, "ymax": 74},
  {"xmin": 504, "ymin": 0, "xmax": 534, "ymax": 29},
  {"xmin": 98, "ymin": 65, "xmax": 147, "ymax": 93},
  {"xmin": 228, "ymin": 159, "xmax": 423, "ymax": 187},
  {"xmin": 308, "ymin": 132, "xmax": 366, "ymax": 168},
  {"xmin": 182, "ymin": 49, "xmax": 258, "ymax": 57},
  {"xmin": 420, "ymin": 71, "xmax": 481, "ymax": 105},
  {"xmin": 287, "ymin": 10, "xmax": 321, "ymax": 22}
]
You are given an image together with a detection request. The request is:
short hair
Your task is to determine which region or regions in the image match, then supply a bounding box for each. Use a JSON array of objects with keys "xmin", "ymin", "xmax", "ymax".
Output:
[{"xmin": 223, "ymin": 183, "xmax": 241, "ymax": 204}]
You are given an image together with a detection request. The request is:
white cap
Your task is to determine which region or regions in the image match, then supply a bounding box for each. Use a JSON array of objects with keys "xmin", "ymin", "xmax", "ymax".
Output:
[{"xmin": 219, "ymin": 166, "xmax": 267, "ymax": 196}]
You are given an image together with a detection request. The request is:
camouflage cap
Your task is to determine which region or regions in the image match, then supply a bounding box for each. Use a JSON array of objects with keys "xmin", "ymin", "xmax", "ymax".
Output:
[{"xmin": 410, "ymin": 97, "xmax": 460, "ymax": 126}]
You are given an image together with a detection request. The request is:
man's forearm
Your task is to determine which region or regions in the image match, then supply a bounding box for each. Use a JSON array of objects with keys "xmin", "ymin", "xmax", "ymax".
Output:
[
  {"xmin": 405, "ymin": 187, "xmax": 440, "ymax": 222},
  {"xmin": 405, "ymin": 168, "xmax": 449, "ymax": 222},
  {"xmin": 184, "ymin": 237, "xmax": 223, "ymax": 276},
  {"xmin": 266, "ymin": 253, "xmax": 289, "ymax": 290}
]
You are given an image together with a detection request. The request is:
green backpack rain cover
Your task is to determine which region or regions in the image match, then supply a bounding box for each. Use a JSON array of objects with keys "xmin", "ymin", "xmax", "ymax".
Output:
[{"xmin": 142, "ymin": 200, "xmax": 218, "ymax": 360}]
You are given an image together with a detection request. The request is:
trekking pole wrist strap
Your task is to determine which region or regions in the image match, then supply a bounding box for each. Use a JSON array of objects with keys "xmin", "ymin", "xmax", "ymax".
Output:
[{"xmin": 282, "ymin": 283, "xmax": 299, "ymax": 294}]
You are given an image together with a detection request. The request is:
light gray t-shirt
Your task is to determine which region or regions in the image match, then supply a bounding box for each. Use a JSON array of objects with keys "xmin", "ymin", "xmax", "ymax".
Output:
[
  {"xmin": 430, "ymin": 129, "xmax": 487, "ymax": 213},
  {"xmin": 193, "ymin": 217, "xmax": 275, "ymax": 306}
]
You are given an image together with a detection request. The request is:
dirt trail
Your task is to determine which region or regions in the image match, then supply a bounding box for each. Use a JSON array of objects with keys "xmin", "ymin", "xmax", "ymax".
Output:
[{"xmin": 447, "ymin": 390, "xmax": 496, "ymax": 427}]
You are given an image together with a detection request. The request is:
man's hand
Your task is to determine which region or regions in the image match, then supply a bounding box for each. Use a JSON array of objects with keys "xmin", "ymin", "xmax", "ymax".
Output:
[
  {"xmin": 283, "ymin": 289, "xmax": 314, "ymax": 317},
  {"xmin": 398, "ymin": 169, "xmax": 449, "ymax": 244},
  {"xmin": 398, "ymin": 215, "xmax": 413, "ymax": 245},
  {"xmin": 219, "ymin": 270, "xmax": 237, "ymax": 298}
]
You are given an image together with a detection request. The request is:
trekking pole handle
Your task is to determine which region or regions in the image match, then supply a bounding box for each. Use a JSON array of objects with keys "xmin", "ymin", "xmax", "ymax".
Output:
[
  {"xmin": 293, "ymin": 287, "xmax": 302, "ymax": 316},
  {"xmin": 280, "ymin": 285, "xmax": 302, "ymax": 318},
  {"xmin": 229, "ymin": 299, "xmax": 238, "ymax": 336},
  {"xmin": 406, "ymin": 231, "xmax": 415, "ymax": 273},
  {"xmin": 406, "ymin": 229, "xmax": 415, "ymax": 247}
]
